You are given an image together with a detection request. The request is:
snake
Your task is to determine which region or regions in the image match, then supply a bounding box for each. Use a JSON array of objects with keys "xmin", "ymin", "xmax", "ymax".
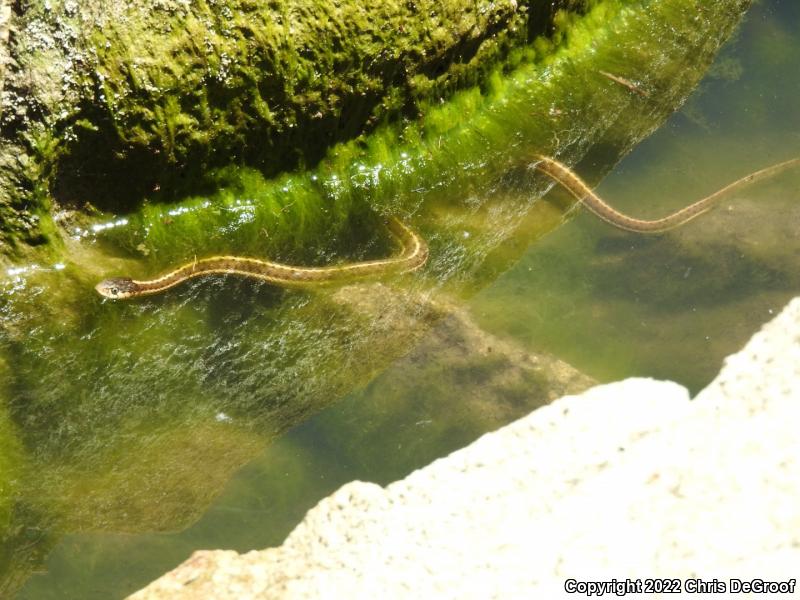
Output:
[
  {"xmin": 95, "ymin": 216, "xmax": 428, "ymax": 299},
  {"xmin": 533, "ymin": 154, "xmax": 800, "ymax": 233},
  {"xmin": 95, "ymin": 155, "xmax": 798, "ymax": 299}
]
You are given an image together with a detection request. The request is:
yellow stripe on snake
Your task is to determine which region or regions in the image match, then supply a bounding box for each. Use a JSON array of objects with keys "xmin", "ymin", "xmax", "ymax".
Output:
[
  {"xmin": 95, "ymin": 155, "xmax": 799, "ymax": 299},
  {"xmin": 96, "ymin": 217, "xmax": 428, "ymax": 299},
  {"xmin": 533, "ymin": 155, "xmax": 800, "ymax": 233}
]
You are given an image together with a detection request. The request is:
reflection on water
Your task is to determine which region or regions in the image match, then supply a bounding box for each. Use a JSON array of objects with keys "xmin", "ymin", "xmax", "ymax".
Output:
[{"xmin": 3, "ymin": 0, "xmax": 787, "ymax": 598}]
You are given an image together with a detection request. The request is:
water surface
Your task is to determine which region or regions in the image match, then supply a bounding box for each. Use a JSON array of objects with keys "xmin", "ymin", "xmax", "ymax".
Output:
[
  {"xmin": 474, "ymin": 0, "xmax": 800, "ymax": 391},
  {"xmin": 10, "ymin": 0, "xmax": 798, "ymax": 597}
]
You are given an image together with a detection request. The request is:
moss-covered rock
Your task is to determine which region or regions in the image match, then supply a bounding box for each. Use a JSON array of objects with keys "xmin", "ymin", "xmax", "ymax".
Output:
[{"xmin": 0, "ymin": 0, "xmax": 586, "ymax": 256}]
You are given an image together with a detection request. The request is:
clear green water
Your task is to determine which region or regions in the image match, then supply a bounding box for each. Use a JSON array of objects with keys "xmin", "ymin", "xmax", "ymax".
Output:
[
  {"xmin": 474, "ymin": 0, "xmax": 800, "ymax": 392},
  {"xmin": 4, "ymin": 0, "xmax": 797, "ymax": 597}
]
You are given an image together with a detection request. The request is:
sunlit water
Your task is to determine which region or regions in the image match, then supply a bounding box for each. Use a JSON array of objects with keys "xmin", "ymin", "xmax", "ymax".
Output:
[
  {"xmin": 474, "ymin": 0, "xmax": 800, "ymax": 391},
  {"xmin": 11, "ymin": 0, "xmax": 800, "ymax": 597}
]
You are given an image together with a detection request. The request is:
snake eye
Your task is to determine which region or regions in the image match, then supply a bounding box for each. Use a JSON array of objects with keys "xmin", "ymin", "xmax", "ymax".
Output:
[{"xmin": 111, "ymin": 287, "xmax": 119, "ymax": 296}]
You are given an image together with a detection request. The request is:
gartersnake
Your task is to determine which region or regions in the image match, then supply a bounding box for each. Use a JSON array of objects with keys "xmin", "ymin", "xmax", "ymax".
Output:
[
  {"xmin": 95, "ymin": 216, "xmax": 428, "ymax": 299},
  {"xmin": 533, "ymin": 155, "xmax": 800, "ymax": 233},
  {"xmin": 95, "ymin": 155, "xmax": 798, "ymax": 299}
]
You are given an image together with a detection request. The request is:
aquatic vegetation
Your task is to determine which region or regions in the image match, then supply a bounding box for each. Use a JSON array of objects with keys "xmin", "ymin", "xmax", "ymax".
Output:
[
  {"xmin": 0, "ymin": 398, "xmax": 23, "ymax": 530},
  {"xmin": 472, "ymin": 0, "xmax": 800, "ymax": 391},
  {"xmin": 1, "ymin": 0, "xmax": 590, "ymax": 250}
]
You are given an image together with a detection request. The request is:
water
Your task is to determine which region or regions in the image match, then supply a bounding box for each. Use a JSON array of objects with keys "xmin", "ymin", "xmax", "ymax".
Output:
[
  {"xmin": 5, "ymin": 0, "xmax": 797, "ymax": 597},
  {"xmin": 474, "ymin": 0, "xmax": 800, "ymax": 391}
]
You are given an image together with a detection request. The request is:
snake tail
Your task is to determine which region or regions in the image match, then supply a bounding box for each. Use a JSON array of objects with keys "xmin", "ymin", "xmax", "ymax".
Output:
[{"xmin": 533, "ymin": 155, "xmax": 800, "ymax": 233}]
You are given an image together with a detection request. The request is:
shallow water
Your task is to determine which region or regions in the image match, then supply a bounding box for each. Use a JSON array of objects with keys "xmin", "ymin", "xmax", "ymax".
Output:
[
  {"xmin": 5, "ymin": 0, "xmax": 798, "ymax": 597},
  {"xmin": 474, "ymin": 0, "xmax": 800, "ymax": 391}
]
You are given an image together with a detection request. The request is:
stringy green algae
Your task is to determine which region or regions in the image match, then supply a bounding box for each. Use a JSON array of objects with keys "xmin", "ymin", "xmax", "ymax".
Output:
[
  {"xmin": 4, "ymin": 0, "xmax": 565, "ymax": 249},
  {"xmin": 0, "ymin": 0, "xmax": 751, "ymax": 595},
  {"xmin": 99, "ymin": 0, "xmax": 624, "ymax": 267}
]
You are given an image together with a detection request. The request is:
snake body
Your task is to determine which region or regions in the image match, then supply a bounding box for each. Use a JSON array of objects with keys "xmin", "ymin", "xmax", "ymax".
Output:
[
  {"xmin": 533, "ymin": 155, "xmax": 800, "ymax": 233},
  {"xmin": 95, "ymin": 217, "xmax": 427, "ymax": 299},
  {"xmin": 96, "ymin": 155, "xmax": 798, "ymax": 299}
]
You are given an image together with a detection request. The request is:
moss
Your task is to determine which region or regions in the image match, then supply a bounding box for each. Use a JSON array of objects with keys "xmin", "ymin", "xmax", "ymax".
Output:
[{"xmin": 1, "ymin": 0, "xmax": 588, "ymax": 250}]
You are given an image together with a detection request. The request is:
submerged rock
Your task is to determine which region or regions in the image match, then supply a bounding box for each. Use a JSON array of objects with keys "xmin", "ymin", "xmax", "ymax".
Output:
[{"xmin": 129, "ymin": 296, "xmax": 800, "ymax": 599}]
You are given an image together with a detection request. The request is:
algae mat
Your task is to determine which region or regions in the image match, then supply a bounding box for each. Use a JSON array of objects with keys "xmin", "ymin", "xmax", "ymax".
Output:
[{"xmin": 0, "ymin": 0, "xmax": 577, "ymax": 249}]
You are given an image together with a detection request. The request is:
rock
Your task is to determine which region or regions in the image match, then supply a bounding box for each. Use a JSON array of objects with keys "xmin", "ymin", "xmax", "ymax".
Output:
[
  {"xmin": 129, "ymin": 296, "xmax": 800, "ymax": 599},
  {"xmin": 0, "ymin": 0, "xmax": 752, "ymax": 261},
  {"xmin": 0, "ymin": 0, "xmax": 11, "ymax": 101},
  {"xmin": 316, "ymin": 285, "xmax": 597, "ymax": 479},
  {"xmin": 0, "ymin": 0, "xmax": 568, "ymax": 246},
  {"xmin": 332, "ymin": 282, "xmax": 596, "ymax": 417}
]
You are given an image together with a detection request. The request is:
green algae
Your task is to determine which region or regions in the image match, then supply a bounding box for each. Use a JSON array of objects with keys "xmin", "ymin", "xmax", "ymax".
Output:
[
  {"xmin": 0, "ymin": 358, "xmax": 30, "ymax": 597},
  {"xmin": 0, "ymin": 389, "xmax": 23, "ymax": 531},
  {"xmin": 91, "ymin": 0, "xmax": 751, "ymax": 292},
  {"xmin": 5, "ymin": 0, "xmax": 747, "ymax": 486},
  {"xmin": 1, "ymin": 0, "xmax": 750, "ymax": 488},
  {"xmin": 11, "ymin": 3, "xmax": 800, "ymax": 595},
  {"xmin": 2, "ymin": 0, "xmax": 591, "ymax": 251}
]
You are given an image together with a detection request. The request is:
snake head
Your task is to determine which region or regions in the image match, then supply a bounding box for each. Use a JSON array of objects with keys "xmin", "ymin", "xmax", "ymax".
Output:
[{"xmin": 95, "ymin": 277, "xmax": 138, "ymax": 299}]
